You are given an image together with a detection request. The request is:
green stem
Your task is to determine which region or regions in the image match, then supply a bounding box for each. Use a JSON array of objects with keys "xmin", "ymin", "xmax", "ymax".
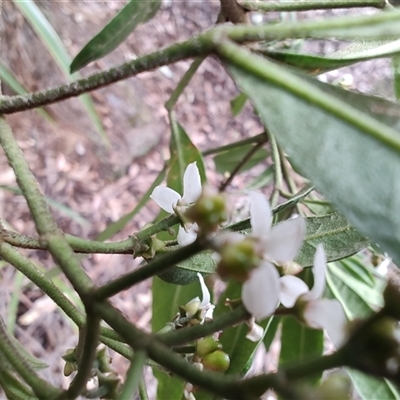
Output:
[
  {"xmin": 239, "ymin": 0, "xmax": 386, "ymax": 12},
  {"xmin": 165, "ymin": 56, "xmax": 206, "ymax": 111},
  {"xmin": 139, "ymin": 381, "xmax": 150, "ymax": 400},
  {"xmin": 1, "ymin": 214, "xmax": 180, "ymax": 255},
  {"xmin": 279, "ymin": 147, "xmax": 298, "ymax": 196},
  {"xmin": 217, "ymin": 40, "xmax": 400, "ymax": 155},
  {"xmin": 0, "ymin": 38, "xmax": 212, "ymax": 114},
  {"xmin": 219, "ymin": 140, "xmax": 267, "ymax": 192},
  {"xmin": 94, "ymin": 239, "xmax": 205, "ymax": 300},
  {"xmin": 269, "ymin": 133, "xmax": 283, "ymax": 208},
  {"xmin": 66, "ymin": 313, "xmax": 101, "ymax": 399},
  {"xmin": 0, "ymin": 363, "xmax": 36, "ymax": 399},
  {"xmin": 0, "ymin": 118, "xmax": 94, "ymax": 298},
  {"xmin": 0, "ymin": 316, "xmax": 61, "ymax": 398},
  {"xmin": 117, "ymin": 350, "xmax": 147, "ymax": 400},
  {"xmin": 202, "ymin": 132, "xmax": 267, "ymax": 156},
  {"xmin": 159, "ymin": 305, "xmax": 249, "ymax": 346}
]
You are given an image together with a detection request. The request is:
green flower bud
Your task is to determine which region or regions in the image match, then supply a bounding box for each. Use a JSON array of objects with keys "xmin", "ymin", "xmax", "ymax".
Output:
[
  {"xmin": 217, "ymin": 238, "xmax": 259, "ymax": 282},
  {"xmin": 63, "ymin": 362, "xmax": 76, "ymax": 377},
  {"xmin": 202, "ymin": 350, "xmax": 230, "ymax": 371},
  {"xmin": 186, "ymin": 187, "xmax": 228, "ymax": 232},
  {"xmin": 196, "ymin": 337, "xmax": 222, "ymax": 357},
  {"xmin": 317, "ymin": 373, "xmax": 351, "ymax": 400}
]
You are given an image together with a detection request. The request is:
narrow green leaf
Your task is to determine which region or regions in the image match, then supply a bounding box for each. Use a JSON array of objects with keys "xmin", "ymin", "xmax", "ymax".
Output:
[
  {"xmin": 230, "ymin": 92, "xmax": 248, "ymax": 116},
  {"xmin": 13, "ymin": 0, "xmax": 108, "ymax": 146},
  {"xmin": 7, "ymin": 271, "xmax": 24, "ymax": 334},
  {"xmin": 213, "ymin": 144, "xmax": 268, "ymax": 175},
  {"xmin": 0, "ymin": 60, "xmax": 55, "ymax": 123},
  {"xmin": 70, "ymin": 0, "xmax": 161, "ymax": 73},
  {"xmin": 228, "ymin": 56, "xmax": 400, "ymax": 265},
  {"xmin": 392, "ymin": 54, "xmax": 400, "ymax": 101},
  {"xmin": 346, "ymin": 369, "xmax": 400, "ymax": 400},
  {"xmin": 262, "ymin": 39, "xmax": 400, "ymax": 74}
]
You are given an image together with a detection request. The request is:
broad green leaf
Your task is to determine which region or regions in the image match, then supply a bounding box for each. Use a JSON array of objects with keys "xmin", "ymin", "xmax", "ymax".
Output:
[
  {"xmin": 230, "ymin": 93, "xmax": 248, "ymax": 116},
  {"xmin": 213, "ymin": 144, "xmax": 268, "ymax": 175},
  {"xmin": 152, "ymin": 277, "xmax": 200, "ymax": 400},
  {"xmin": 346, "ymin": 369, "xmax": 400, "ymax": 400},
  {"xmin": 70, "ymin": 0, "xmax": 161, "ymax": 73},
  {"xmin": 262, "ymin": 39, "xmax": 400, "ymax": 74},
  {"xmin": 340, "ymin": 257, "xmax": 375, "ymax": 287},
  {"xmin": 0, "ymin": 60, "xmax": 55, "ymax": 123},
  {"xmin": 13, "ymin": 0, "xmax": 108, "ymax": 146},
  {"xmin": 228, "ymin": 54, "xmax": 400, "ymax": 265},
  {"xmin": 246, "ymin": 165, "xmax": 274, "ymax": 190},
  {"xmin": 279, "ymin": 317, "xmax": 324, "ymax": 385},
  {"xmin": 296, "ymin": 213, "xmax": 370, "ymax": 267}
]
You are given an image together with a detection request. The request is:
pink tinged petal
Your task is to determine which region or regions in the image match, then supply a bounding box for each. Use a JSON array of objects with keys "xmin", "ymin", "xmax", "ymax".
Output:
[
  {"xmin": 264, "ymin": 216, "xmax": 306, "ymax": 262},
  {"xmin": 177, "ymin": 225, "xmax": 197, "ymax": 246},
  {"xmin": 279, "ymin": 275, "xmax": 309, "ymax": 308},
  {"xmin": 181, "ymin": 162, "xmax": 202, "ymax": 204},
  {"xmin": 150, "ymin": 186, "xmax": 181, "ymax": 214},
  {"xmin": 304, "ymin": 299, "xmax": 347, "ymax": 348},
  {"xmin": 305, "ymin": 244, "xmax": 327, "ymax": 301},
  {"xmin": 197, "ymin": 272, "xmax": 211, "ymax": 308},
  {"xmin": 242, "ymin": 262, "xmax": 280, "ymax": 320},
  {"xmin": 249, "ymin": 192, "xmax": 272, "ymax": 237}
]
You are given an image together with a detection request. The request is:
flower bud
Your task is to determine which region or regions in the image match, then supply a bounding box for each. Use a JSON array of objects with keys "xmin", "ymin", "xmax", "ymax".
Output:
[
  {"xmin": 196, "ymin": 337, "xmax": 222, "ymax": 357},
  {"xmin": 316, "ymin": 373, "xmax": 351, "ymax": 400},
  {"xmin": 185, "ymin": 187, "xmax": 228, "ymax": 232},
  {"xmin": 202, "ymin": 350, "xmax": 230, "ymax": 371},
  {"xmin": 217, "ymin": 238, "xmax": 259, "ymax": 282}
]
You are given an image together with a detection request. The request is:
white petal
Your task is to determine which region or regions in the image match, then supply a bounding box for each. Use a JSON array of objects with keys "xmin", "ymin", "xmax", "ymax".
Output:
[
  {"xmin": 150, "ymin": 186, "xmax": 181, "ymax": 214},
  {"xmin": 181, "ymin": 162, "xmax": 202, "ymax": 204},
  {"xmin": 304, "ymin": 299, "xmax": 347, "ymax": 348},
  {"xmin": 249, "ymin": 192, "xmax": 272, "ymax": 237},
  {"xmin": 177, "ymin": 225, "xmax": 197, "ymax": 246},
  {"xmin": 197, "ymin": 272, "xmax": 210, "ymax": 308},
  {"xmin": 279, "ymin": 275, "xmax": 309, "ymax": 308},
  {"xmin": 307, "ymin": 244, "xmax": 327, "ymax": 300},
  {"xmin": 242, "ymin": 262, "xmax": 280, "ymax": 320},
  {"xmin": 246, "ymin": 318, "xmax": 264, "ymax": 342},
  {"xmin": 264, "ymin": 216, "xmax": 306, "ymax": 262}
]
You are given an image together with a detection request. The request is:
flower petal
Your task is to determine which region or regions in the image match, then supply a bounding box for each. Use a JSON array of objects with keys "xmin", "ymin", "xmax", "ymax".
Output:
[
  {"xmin": 249, "ymin": 192, "xmax": 272, "ymax": 237},
  {"xmin": 197, "ymin": 272, "xmax": 210, "ymax": 308},
  {"xmin": 150, "ymin": 186, "xmax": 181, "ymax": 214},
  {"xmin": 177, "ymin": 224, "xmax": 198, "ymax": 246},
  {"xmin": 246, "ymin": 318, "xmax": 264, "ymax": 342},
  {"xmin": 264, "ymin": 216, "xmax": 306, "ymax": 262},
  {"xmin": 242, "ymin": 262, "xmax": 280, "ymax": 320},
  {"xmin": 181, "ymin": 162, "xmax": 202, "ymax": 204},
  {"xmin": 307, "ymin": 244, "xmax": 327, "ymax": 300},
  {"xmin": 304, "ymin": 299, "xmax": 347, "ymax": 348},
  {"xmin": 279, "ymin": 275, "xmax": 309, "ymax": 308}
]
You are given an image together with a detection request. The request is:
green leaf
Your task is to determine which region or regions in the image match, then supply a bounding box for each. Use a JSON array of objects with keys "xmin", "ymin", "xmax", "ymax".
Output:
[
  {"xmin": 228, "ymin": 54, "xmax": 400, "ymax": 265},
  {"xmin": 152, "ymin": 277, "xmax": 200, "ymax": 400},
  {"xmin": 393, "ymin": 54, "xmax": 400, "ymax": 101},
  {"xmin": 213, "ymin": 144, "xmax": 268, "ymax": 175},
  {"xmin": 230, "ymin": 92, "xmax": 248, "ymax": 116},
  {"xmin": 262, "ymin": 39, "xmax": 400, "ymax": 74},
  {"xmin": 296, "ymin": 213, "xmax": 370, "ymax": 268},
  {"xmin": 70, "ymin": 0, "xmax": 161, "ymax": 73},
  {"xmin": 279, "ymin": 317, "xmax": 324, "ymax": 385},
  {"xmin": 346, "ymin": 369, "xmax": 400, "ymax": 400},
  {"xmin": 13, "ymin": 0, "xmax": 108, "ymax": 146}
]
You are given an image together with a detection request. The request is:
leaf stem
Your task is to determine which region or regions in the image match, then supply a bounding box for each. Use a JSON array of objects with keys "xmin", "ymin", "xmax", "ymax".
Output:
[{"xmin": 269, "ymin": 133, "xmax": 283, "ymax": 208}]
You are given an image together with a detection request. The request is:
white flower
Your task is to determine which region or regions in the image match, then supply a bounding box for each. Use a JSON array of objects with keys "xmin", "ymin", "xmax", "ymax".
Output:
[
  {"xmin": 150, "ymin": 162, "xmax": 202, "ymax": 246},
  {"xmin": 184, "ymin": 273, "xmax": 214, "ymax": 322},
  {"xmin": 279, "ymin": 244, "xmax": 347, "ymax": 348},
  {"xmin": 242, "ymin": 192, "xmax": 306, "ymax": 320}
]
